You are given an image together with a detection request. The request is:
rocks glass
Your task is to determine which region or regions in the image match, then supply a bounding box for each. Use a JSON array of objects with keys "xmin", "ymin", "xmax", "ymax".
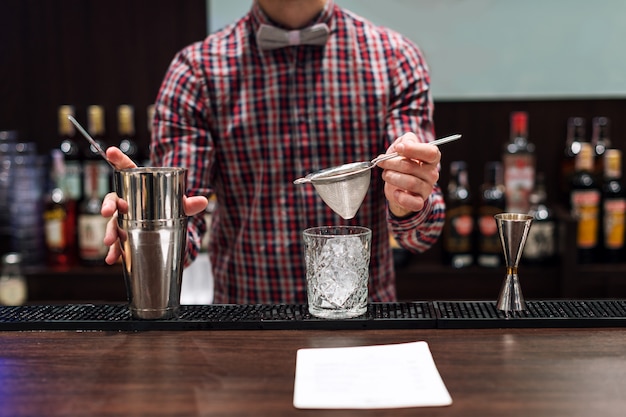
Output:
[{"xmin": 303, "ymin": 226, "xmax": 371, "ymax": 319}]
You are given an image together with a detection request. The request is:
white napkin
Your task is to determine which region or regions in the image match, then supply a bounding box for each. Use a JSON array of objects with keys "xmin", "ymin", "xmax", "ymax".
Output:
[{"xmin": 293, "ymin": 341, "xmax": 452, "ymax": 409}]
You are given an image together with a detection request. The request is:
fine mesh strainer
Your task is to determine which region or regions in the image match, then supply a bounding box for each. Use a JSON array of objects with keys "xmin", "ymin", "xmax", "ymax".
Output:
[{"xmin": 293, "ymin": 134, "xmax": 461, "ymax": 219}]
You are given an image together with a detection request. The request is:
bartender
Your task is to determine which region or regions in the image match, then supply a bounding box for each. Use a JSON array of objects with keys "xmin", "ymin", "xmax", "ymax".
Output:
[{"xmin": 102, "ymin": 0, "xmax": 445, "ymax": 304}]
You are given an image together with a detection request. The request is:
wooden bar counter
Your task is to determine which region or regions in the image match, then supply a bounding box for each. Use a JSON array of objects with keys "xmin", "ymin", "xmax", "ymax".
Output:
[{"xmin": 1, "ymin": 326, "xmax": 625, "ymax": 416}]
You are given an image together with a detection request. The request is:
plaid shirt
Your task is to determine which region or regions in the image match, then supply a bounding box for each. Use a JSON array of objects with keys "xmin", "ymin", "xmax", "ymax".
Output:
[{"xmin": 152, "ymin": 1, "xmax": 445, "ymax": 304}]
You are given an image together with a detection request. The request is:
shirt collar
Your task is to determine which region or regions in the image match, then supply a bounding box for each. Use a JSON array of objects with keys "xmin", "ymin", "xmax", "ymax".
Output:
[{"xmin": 249, "ymin": 0, "xmax": 335, "ymax": 34}]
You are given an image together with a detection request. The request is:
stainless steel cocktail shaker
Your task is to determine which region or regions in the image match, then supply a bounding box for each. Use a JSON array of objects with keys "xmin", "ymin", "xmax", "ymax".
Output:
[{"xmin": 115, "ymin": 167, "xmax": 187, "ymax": 320}]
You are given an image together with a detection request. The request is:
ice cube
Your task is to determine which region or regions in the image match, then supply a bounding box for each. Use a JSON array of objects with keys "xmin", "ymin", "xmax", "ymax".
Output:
[{"xmin": 313, "ymin": 237, "xmax": 366, "ymax": 306}]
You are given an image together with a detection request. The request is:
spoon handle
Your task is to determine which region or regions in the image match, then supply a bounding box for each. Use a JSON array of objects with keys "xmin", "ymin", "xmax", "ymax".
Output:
[
  {"xmin": 430, "ymin": 133, "xmax": 462, "ymax": 147},
  {"xmin": 67, "ymin": 115, "xmax": 117, "ymax": 170},
  {"xmin": 370, "ymin": 133, "xmax": 462, "ymax": 165}
]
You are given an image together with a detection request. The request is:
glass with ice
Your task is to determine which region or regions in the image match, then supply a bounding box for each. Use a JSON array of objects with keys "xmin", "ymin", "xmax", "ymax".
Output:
[{"xmin": 303, "ymin": 226, "xmax": 371, "ymax": 319}]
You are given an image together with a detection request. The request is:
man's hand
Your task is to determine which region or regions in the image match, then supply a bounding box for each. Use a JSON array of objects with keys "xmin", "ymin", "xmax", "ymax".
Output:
[
  {"xmin": 376, "ymin": 132, "xmax": 441, "ymax": 218},
  {"xmin": 101, "ymin": 147, "xmax": 209, "ymax": 265}
]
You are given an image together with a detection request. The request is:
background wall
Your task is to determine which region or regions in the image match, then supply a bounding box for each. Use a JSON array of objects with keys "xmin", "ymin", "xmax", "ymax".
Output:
[{"xmin": 208, "ymin": 0, "xmax": 626, "ymax": 101}]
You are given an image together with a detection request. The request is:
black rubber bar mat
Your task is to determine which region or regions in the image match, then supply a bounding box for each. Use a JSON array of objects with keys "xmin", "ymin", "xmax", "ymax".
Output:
[
  {"xmin": 0, "ymin": 302, "xmax": 436, "ymax": 331},
  {"xmin": 1, "ymin": 300, "xmax": 625, "ymax": 331},
  {"xmin": 435, "ymin": 300, "xmax": 626, "ymax": 328}
]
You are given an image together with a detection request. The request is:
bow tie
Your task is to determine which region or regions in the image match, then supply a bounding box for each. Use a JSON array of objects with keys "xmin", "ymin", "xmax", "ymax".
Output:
[{"xmin": 255, "ymin": 23, "xmax": 330, "ymax": 50}]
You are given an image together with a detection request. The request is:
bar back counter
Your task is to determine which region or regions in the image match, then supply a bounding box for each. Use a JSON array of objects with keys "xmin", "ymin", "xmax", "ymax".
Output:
[{"xmin": 2, "ymin": 300, "xmax": 626, "ymax": 417}]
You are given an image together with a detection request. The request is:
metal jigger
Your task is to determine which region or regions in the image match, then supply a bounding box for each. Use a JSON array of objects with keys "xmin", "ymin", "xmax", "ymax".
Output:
[{"xmin": 495, "ymin": 213, "xmax": 534, "ymax": 312}]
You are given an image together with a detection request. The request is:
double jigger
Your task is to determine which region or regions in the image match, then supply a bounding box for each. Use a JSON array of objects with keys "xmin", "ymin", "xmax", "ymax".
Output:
[{"xmin": 495, "ymin": 213, "xmax": 534, "ymax": 313}]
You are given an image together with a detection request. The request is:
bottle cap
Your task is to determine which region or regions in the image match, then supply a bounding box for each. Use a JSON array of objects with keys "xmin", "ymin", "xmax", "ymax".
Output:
[
  {"xmin": 87, "ymin": 105, "xmax": 105, "ymax": 136},
  {"xmin": 511, "ymin": 111, "xmax": 528, "ymax": 134},
  {"xmin": 567, "ymin": 117, "xmax": 586, "ymax": 140},
  {"xmin": 592, "ymin": 116, "xmax": 609, "ymax": 128},
  {"xmin": 58, "ymin": 105, "xmax": 76, "ymax": 136},
  {"xmin": 592, "ymin": 116, "xmax": 610, "ymax": 149},
  {"xmin": 118, "ymin": 105, "xmax": 135, "ymax": 136},
  {"xmin": 147, "ymin": 104, "xmax": 156, "ymax": 133}
]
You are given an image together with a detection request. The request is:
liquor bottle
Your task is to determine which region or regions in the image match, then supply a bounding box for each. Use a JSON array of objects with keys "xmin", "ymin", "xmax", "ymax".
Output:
[
  {"xmin": 85, "ymin": 105, "xmax": 112, "ymax": 196},
  {"xmin": 502, "ymin": 111, "xmax": 535, "ymax": 213},
  {"xmin": 42, "ymin": 149, "xmax": 78, "ymax": 267},
  {"xmin": 523, "ymin": 173, "xmax": 557, "ymax": 265},
  {"xmin": 560, "ymin": 117, "xmax": 586, "ymax": 207},
  {"xmin": 0, "ymin": 253, "xmax": 27, "ymax": 306},
  {"xmin": 77, "ymin": 106, "xmax": 111, "ymax": 265},
  {"xmin": 77, "ymin": 161, "xmax": 109, "ymax": 265},
  {"xmin": 117, "ymin": 104, "xmax": 140, "ymax": 164},
  {"xmin": 442, "ymin": 161, "xmax": 474, "ymax": 268},
  {"xmin": 476, "ymin": 161, "xmax": 505, "ymax": 267},
  {"xmin": 601, "ymin": 149, "xmax": 625, "ymax": 263},
  {"xmin": 570, "ymin": 142, "xmax": 601, "ymax": 264},
  {"xmin": 58, "ymin": 105, "xmax": 83, "ymax": 202},
  {"xmin": 591, "ymin": 116, "xmax": 611, "ymax": 179}
]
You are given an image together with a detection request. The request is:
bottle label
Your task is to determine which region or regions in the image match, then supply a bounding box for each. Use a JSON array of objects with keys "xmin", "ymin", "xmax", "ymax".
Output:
[
  {"xmin": 523, "ymin": 221, "xmax": 556, "ymax": 260},
  {"xmin": 604, "ymin": 198, "xmax": 626, "ymax": 249},
  {"xmin": 478, "ymin": 214, "xmax": 498, "ymax": 237},
  {"xmin": 503, "ymin": 154, "xmax": 535, "ymax": 213},
  {"xmin": 43, "ymin": 207, "xmax": 67, "ymax": 249},
  {"xmin": 571, "ymin": 190, "xmax": 601, "ymax": 248},
  {"xmin": 97, "ymin": 163, "xmax": 111, "ymax": 197},
  {"xmin": 0, "ymin": 278, "xmax": 27, "ymax": 306},
  {"xmin": 78, "ymin": 214, "xmax": 109, "ymax": 260},
  {"xmin": 444, "ymin": 206, "xmax": 474, "ymax": 252},
  {"xmin": 65, "ymin": 161, "xmax": 82, "ymax": 200},
  {"xmin": 478, "ymin": 207, "xmax": 501, "ymax": 254}
]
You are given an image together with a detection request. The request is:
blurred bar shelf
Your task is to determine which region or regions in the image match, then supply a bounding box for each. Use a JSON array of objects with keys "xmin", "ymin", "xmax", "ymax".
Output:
[{"xmin": 18, "ymin": 209, "xmax": 626, "ymax": 305}]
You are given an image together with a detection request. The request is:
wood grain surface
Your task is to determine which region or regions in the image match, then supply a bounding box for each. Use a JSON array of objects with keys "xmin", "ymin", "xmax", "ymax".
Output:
[{"xmin": 1, "ymin": 328, "xmax": 625, "ymax": 416}]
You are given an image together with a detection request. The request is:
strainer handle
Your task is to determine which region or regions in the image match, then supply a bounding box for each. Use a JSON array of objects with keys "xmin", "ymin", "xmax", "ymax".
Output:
[
  {"xmin": 293, "ymin": 176, "xmax": 311, "ymax": 184},
  {"xmin": 370, "ymin": 152, "xmax": 399, "ymax": 166},
  {"xmin": 370, "ymin": 133, "xmax": 462, "ymax": 166}
]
